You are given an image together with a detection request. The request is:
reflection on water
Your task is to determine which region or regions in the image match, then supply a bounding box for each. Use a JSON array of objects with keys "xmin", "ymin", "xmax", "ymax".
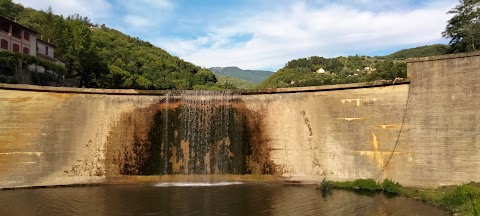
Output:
[
  {"xmin": 0, "ymin": 183, "xmax": 447, "ymax": 216},
  {"xmin": 155, "ymin": 182, "xmax": 244, "ymax": 187}
]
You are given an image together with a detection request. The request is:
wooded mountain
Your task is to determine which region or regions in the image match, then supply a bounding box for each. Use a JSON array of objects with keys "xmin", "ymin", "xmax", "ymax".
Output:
[
  {"xmin": 0, "ymin": 0, "xmax": 219, "ymax": 90},
  {"xmin": 383, "ymin": 44, "xmax": 449, "ymax": 59},
  {"xmin": 215, "ymin": 75, "xmax": 257, "ymax": 89},
  {"xmin": 209, "ymin": 67, "xmax": 273, "ymax": 83},
  {"xmin": 258, "ymin": 44, "xmax": 448, "ymax": 89}
]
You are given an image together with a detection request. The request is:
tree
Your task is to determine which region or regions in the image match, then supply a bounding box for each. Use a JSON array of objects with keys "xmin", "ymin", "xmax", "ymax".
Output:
[
  {"xmin": 443, "ymin": 0, "xmax": 480, "ymax": 53},
  {"xmin": 61, "ymin": 16, "xmax": 108, "ymax": 87},
  {"xmin": 1, "ymin": 2, "xmax": 220, "ymax": 89},
  {"xmin": 0, "ymin": 0, "xmax": 23, "ymax": 20}
]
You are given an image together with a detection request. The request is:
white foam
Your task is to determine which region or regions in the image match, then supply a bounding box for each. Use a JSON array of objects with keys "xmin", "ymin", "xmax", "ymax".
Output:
[{"xmin": 154, "ymin": 182, "xmax": 244, "ymax": 187}]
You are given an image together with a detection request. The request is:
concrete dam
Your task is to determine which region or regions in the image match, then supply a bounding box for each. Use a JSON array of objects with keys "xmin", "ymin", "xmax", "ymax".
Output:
[{"xmin": 0, "ymin": 52, "xmax": 479, "ymax": 189}]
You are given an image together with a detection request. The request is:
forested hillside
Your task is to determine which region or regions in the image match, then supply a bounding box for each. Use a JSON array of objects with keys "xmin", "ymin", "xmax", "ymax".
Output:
[
  {"xmin": 258, "ymin": 44, "xmax": 455, "ymax": 89},
  {"xmin": 209, "ymin": 67, "xmax": 273, "ymax": 83},
  {"xmin": 258, "ymin": 55, "xmax": 406, "ymax": 89},
  {"xmin": 383, "ymin": 44, "xmax": 449, "ymax": 59},
  {"xmin": 215, "ymin": 75, "xmax": 257, "ymax": 89},
  {"xmin": 0, "ymin": 0, "xmax": 219, "ymax": 90}
]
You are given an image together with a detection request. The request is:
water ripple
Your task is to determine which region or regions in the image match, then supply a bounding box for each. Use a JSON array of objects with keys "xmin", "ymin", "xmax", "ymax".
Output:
[{"xmin": 154, "ymin": 182, "xmax": 244, "ymax": 187}]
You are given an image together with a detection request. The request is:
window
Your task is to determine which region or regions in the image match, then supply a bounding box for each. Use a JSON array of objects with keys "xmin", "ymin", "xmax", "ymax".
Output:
[
  {"xmin": 24, "ymin": 31, "xmax": 29, "ymax": 41},
  {"xmin": 12, "ymin": 25, "xmax": 21, "ymax": 39},
  {"xmin": 0, "ymin": 20, "xmax": 9, "ymax": 33},
  {"xmin": 0, "ymin": 39, "xmax": 7, "ymax": 49},
  {"xmin": 23, "ymin": 47, "xmax": 29, "ymax": 54},
  {"xmin": 13, "ymin": 43, "xmax": 19, "ymax": 52},
  {"xmin": 45, "ymin": 46, "xmax": 49, "ymax": 55}
]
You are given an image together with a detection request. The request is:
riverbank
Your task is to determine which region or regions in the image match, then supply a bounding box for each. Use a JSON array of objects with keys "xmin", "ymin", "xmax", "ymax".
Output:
[{"xmin": 319, "ymin": 179, "xmax": 480, "ymax": 215}]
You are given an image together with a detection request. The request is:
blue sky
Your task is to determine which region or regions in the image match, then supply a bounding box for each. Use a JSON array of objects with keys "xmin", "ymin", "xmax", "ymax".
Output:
[{"xmin": 14, "ymin": 0, "xmax": 457, "ymax": 71}]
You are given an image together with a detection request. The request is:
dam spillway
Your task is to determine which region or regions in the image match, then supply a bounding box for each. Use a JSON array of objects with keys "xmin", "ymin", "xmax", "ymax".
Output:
[
  {"xmin": 0, "ymin": 52, "xmax": 480, "ymax": 189},
  {"xmin": 107, "ymin": 90, "xmax": 271, "ymax": 176}
]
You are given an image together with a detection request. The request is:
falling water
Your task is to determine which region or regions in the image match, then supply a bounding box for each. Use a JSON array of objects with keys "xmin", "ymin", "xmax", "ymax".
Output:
[{"xmin": 147, "ymin": 90, "xmax": 248, "ymax": 175}]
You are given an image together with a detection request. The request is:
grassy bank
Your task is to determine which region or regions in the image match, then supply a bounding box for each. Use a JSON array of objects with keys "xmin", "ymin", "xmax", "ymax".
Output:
[{"xmin": 319, "ymin": 178, "xmax": 480, "ymax": 215}]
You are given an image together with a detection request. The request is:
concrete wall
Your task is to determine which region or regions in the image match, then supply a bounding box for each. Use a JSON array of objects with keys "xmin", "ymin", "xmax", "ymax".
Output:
[
  {"xmin": 242, "ymin": 84, "xmax": 409, "ymax": 184},
  {"xmin": 0, "ymin": 52, "xmax": 479, "ymax": 189},
  {"xmin": 0, "ymin": 89, "xmax": 161, "ymax": 188},
  {"xmin": 400, "ymin": 52, "xmax": 480, "ymax": 187}
]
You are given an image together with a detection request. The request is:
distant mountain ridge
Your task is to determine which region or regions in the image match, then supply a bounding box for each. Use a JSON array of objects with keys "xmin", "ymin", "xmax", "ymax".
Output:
[{"xmin": 209, "ymin": 67, "xmax": 274, "ymax": 83}]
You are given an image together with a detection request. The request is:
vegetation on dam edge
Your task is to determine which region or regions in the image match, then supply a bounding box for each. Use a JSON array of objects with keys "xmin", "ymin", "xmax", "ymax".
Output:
[{"xmin": 319, "ymin": 178, "xmax": 480, "ymax": 215}]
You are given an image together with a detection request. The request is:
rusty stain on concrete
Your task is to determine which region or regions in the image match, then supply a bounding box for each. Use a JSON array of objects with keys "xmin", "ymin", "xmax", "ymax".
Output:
[
  {"xmin": 205, "ymin": 151, "xmax": 211, "ymax": 174},
  {"xmin": 300, "ymin": 110, "xmax": 313, "ymax": 137},
  {"xmin": 169, "ymin": 146, "xmax": 181, "ymax": 174},
  {"xmin": 181, "ymin": 140, "xmax": 190, "ymax": 173}
]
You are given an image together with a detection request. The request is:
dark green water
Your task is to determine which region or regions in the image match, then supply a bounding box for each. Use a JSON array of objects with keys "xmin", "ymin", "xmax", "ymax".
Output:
[{"xmin": 0, "ymin": 183, "xmax": 447, "ymax": 216}]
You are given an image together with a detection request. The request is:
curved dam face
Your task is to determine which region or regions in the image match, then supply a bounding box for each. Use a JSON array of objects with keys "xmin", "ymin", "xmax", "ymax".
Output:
[
  {"xmin": 0, "ymin": 52, "xmax": 480, "ymax": 189},
  {"xmin": 105, "ymin": 91, "xmax": 273, "ymax": 176}
]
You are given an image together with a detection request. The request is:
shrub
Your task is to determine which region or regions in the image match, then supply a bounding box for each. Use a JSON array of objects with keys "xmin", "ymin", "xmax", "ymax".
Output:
[
  {"xmin": 319, "ymin": 178, "xmax": 334, "ymax": 192},
  {"xmin": 440, "ymin": 184, "xmax": 480, "ymax": 214},
  {"xmin": 382, "ymin": 179, "xmax": 402, "ymax": 194},
  {"xmin": 351, "ymin": 179, "xmax": 382, "ymax": 191},
  {"xmin": 0, "ymin": 51, "xmax": 66, "ymax": 77},
  {"xmin": 7, "ymin": 78, "xmax": 19, "ymax": 84}
]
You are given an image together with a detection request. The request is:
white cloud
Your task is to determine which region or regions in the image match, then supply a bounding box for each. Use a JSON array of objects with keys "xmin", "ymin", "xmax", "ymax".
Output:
[
  {"xmin": 13, "ymin": 0, "xmax": 112, "ymax": 21},
  {"xmin": 156, "ymin": 1, "xmax": 456, "ymax": 70},
  {"xmin": 139, "ymin": 0, "xmax": 174, "ymax": 9},
  {"xmin": 124, "ymin": 15, "xmax": 151, "ymax": 28},
  {"xmin": 117, "ymin": 0, "xmax": 175, "ymax": 30}
]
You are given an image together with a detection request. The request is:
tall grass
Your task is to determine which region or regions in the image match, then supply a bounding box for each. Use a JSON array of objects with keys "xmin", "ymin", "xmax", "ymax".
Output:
[
  {"xmin": 319, "ymin": 179, "xmax": 480, "ymax": 215},
  {"xmin": 319, "ymin": 178, "xmax": 398, "ymax": 193}
]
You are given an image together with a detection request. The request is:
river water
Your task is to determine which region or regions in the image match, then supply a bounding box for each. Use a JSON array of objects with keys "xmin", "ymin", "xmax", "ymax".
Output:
[{"xmin": 0, "ymin": 183, "xmax": 447, "ymax": 216}]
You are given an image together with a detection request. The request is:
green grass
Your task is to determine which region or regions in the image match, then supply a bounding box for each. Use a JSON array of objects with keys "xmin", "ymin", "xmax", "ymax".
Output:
[
  {"xmin": 402, "ymin": 183, "xmax": 480, "ymax": 215},
  {"xmin": 320, "ymin": 178, "xmax": 389, "ymax": 192},
  {"xmin": 319, "ymin": 179, "xmax": 480, "ymax": 215}
]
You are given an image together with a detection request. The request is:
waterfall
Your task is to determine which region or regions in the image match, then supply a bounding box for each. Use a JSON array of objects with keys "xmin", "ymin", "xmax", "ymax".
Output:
[{"xmin": 151, "ymin": 90, "xmax": 247, "ymax": 175}]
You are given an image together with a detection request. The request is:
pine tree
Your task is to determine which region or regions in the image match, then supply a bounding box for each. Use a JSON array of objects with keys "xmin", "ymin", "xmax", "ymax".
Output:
[{"xmin": 443, "ymin": 0, "xmax": 480, "ymax": 52}]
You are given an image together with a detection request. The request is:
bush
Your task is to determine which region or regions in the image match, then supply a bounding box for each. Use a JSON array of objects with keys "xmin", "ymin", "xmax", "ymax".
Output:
[
  {"xmin": 7, "ymin": 78, "xmax": 19, "ymax": 84},
  {"xmin": 351, "ymin": 179, "xmax": 383, "ymax": 191},
  {"xmin": 382, "ymin": 179, "xmax": 402, "ymax": 194},
  {"xmin": 0, "ymin": 51, "xmax": 66, "ymax": 77},
  {"xmin": 0, "ymin": 76, "xmax": 7, "ymax": 83},
  {"xmin": 319, "ymin": 178, "xmax": 334, "ymax": 192},
  {"xmin": 319, "ymin": 179, "xmax": 480, "ymax": 216},
  {"xmin": 440, "ymin": 184, "xmax": 480, "ymax": 214},
  {"xmin": 319, "ymin": 178, "xmax": 400, "ymax": 193}
]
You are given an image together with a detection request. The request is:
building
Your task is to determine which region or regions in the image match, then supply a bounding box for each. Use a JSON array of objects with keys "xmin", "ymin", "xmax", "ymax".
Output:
[
  {"xmin": 0, "ymin": 15, "xmax": 37, "ymax": 56},
  {"xmin": 0, "ymin": 15, "xmax": 62, "ymax": 65},
  {"xmin": 316, "ymin": 68, "xmax": 330, "ymax": 74},
  {"xmin": 36, "ymin": 38, "xmax": 61, "ymax": 64}
]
